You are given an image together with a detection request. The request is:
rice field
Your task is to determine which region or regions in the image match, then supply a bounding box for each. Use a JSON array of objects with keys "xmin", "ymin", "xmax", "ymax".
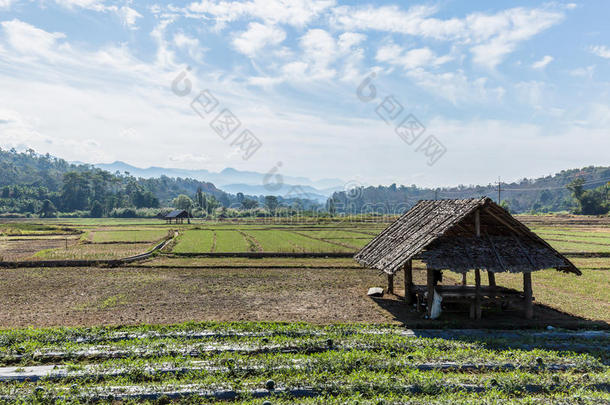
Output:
[
  {"xmin": 173, "ymin": 228, "xmax": 360, "ymax": 253},
  {"xmin": 32, "ymin": 242, "xmax": 157, "ymax": 260},
  {"xmin": 89, "ymin": 229, "xmax": 169, "ymax": 243},
  {"xmin": 0, "ymin": 215, "xmax": 608, "ymax": 403}
]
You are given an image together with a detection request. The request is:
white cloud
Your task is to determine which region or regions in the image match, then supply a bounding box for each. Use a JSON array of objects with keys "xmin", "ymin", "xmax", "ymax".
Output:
[
  {"xmin": 1, "ymin": 19, "xmax": 67, "ymax": 59},
  {"xmin": 232, "ymin": 22, "xmax": 285, "ymax": 57},
  {"xmin": 284, "ymin": 28, "xmax": 337, "ymax": 80},
  {"xmin": 246, "ymin": 29, "xmax": 366, "ymax": 85},
  {"xmin": 53, "ymin": 0, "xmax": 107, "ymax": 11},
  {"xmin": 515, "ymin": 81, "xmax": 547, "ymax": 109},
  {"xmin": 406, "ymin": 68, "xmax": 505, "ymax": 104},
  {"xmin": 53, "ymin": 1, "xmax": 143, "ymax": 30},
  {"xmin": 173, "ymin": 32, "xmax": 205, "ymax": 60},
  {"xmin": 337, "ymin": 32, "xmax": 365, "ymax": 50},
  {"xmin": 332, "ymin": 4, "xmax": 565, "ymax": 69},
  {"xmin": 532, "ymin": 55, "xmax": 553, "ymax": 69},
  {"xmin": 117, "ymin": 6, "xmax": 142, "ymax": 29},
  {"xmin": 331, "ymin": 4, "xmax": 461, "ymax": 39},
  {"xmin": 569, "ymin": 65, "xmax": 595, "ymax": 78},
  {"xmin": 0, "ymin": 0, "xmax": 16, "ymax": 10},
  {"xmin": 151, "ymin": 19, "xmax": 179, "ymax": 69},
  {"xmin": 263, "ymin": 28, "xmax": 341, "ymax": 82},
  {"xmin": 468, "ymin": 8, "xmax": 564, "ymax": 69},
  {"xmin": 589, "ymin": 45, "xmax": 610, "ymax": 59},
  {"xmin": 188, "ymin": 0, "xmax": 335, "ymax": 28},
  {"xmin": 376, "ymin": 43, "xmax": 451, "ymax": 70},
  {"xmin": 337, "ymin": 32, "xmax": 366, "ymax": 82}
]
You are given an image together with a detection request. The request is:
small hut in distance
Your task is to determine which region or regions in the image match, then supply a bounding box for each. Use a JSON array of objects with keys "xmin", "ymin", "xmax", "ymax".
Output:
[
  {"xmin": 163, "ymin": 209, "xmax": 190, "ymax": 224},
  {"xmin": 354, "ymin": 197, "xmax": 580, "ymax": 320}
]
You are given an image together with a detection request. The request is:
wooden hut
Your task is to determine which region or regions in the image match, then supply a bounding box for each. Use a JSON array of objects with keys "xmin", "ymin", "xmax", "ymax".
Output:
[
  {"xmin": 164, "ymin": 209, "xmax": 190, "ymax": 224},
  {"xmin": 354, "ymin": 197, "xmax": 580, "ymax": 320}
]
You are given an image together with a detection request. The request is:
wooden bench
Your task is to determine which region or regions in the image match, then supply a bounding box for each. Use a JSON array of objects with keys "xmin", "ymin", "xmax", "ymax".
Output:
[{"xmin": 412, "ymin": 285, "xmax": 532, "ymax": 319}]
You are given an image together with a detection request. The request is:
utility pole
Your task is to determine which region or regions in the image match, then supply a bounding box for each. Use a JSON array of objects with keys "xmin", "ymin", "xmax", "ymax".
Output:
[
  {"xmin": 434, "ymin": 188, "xmax": 439, "ymax": 200},
  {"xmin": 497, "ymin": 177, "xmax": 501, "ymax": 204}
]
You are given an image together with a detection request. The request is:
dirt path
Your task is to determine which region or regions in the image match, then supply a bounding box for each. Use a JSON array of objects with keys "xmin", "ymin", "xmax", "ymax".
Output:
[
  {"xmin": 210, "ymin": 231, "xmax": 217, "ymax": 253},
  {"xmin": 238, "ymin": 231, "xmax": 263, "ymax": 252},
  {"xmin": 291, "ymin": 231, "xmax": 358, "ymax": 250}
]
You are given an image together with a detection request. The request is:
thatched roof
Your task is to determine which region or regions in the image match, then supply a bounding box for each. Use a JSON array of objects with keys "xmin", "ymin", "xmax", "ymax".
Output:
[
  {"xmin": 354, "ymin": 197, "xmax": 580, "ymax": 275},
  {"xmin": 164, "ymin": 209, "xmax": 189, "ymax": 218}
]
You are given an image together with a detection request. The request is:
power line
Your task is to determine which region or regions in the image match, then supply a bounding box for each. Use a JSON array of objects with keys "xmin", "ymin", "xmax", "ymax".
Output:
[{"xmin": 434, "ymin": 176, "xmax": 610, "ymax": 194}]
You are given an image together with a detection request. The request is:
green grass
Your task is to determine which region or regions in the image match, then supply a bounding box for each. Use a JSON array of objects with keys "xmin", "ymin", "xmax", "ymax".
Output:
[
  {"xmin": 0, "ymin": 322, "xmax": 606, "ymax": 403},
  {"xmin": 0, "ymin": 222, "xmax": 79, "ymax": 236},
  {"xmin": 172, "ymin": 229, "xmax": 215, "ymax": 253},
  {"xmin": 215, "ymin": 230, "xmax": 252, "ymax": 252},
  {"xmin": 546, "ymin": 240, "xmax": 610, "ymax": 253},
  {"xmin": 244, "ymin": 230, "xmax": 352, "ymax": 252},
  {"xmin": 171, "ymin": 229, "xmax": 358, "ymax": 253},
  {"xmin": 450, "ymin": 269, "xmax": 610, "ymax": 322}
]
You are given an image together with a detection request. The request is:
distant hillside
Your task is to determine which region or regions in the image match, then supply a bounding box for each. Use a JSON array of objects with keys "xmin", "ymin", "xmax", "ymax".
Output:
[
  {"xmin": 0, "ymin": 148, "xmax": 324, "ymax": 217},
  {"xmin": 330, "ymin": 166, "xmax": 610, "ymax": 214},
  {"xmin": 3, "ymin": 147, "xmax": 608, "ymax": 216},
  {"xmin": 93, "ymin": 161, "xmax": 344, "ymax": 191},
  {"xmin": 220, "ymin": 183, "xmax": 340, "ymax": 203},
  {"xmin": 0, "ymin": 148, "xmax": 225, "ymax": 215}
]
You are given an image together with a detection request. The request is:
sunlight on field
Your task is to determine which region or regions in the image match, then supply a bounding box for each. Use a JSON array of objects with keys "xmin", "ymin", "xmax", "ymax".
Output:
[{"xmin": 0, "ymin": 216, "xmax": 608, "ymax": 325}]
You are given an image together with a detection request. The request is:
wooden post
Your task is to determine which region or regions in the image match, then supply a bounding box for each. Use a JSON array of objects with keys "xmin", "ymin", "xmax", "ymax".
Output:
[
  {"xmin": 461, "ymin": 273, "xmax": 467, "ymax": 285},
  {"xmin": 426, "ymin": 269, "xmax": 434, "ymax": 318},
  {"xmin": 473, "ymin": 209, "xmax": 482, "ymax": 319},
  {"xmin": 387, "ymin": 273, "xmax": 394, "ymax": 294},
  {"xmin": 488, "ymin": 271, "xmax": 496, "ymax": 287},
  {"xmin": 404, "ymin": 260, "xmax": 413, "ymax": 305},
  {"xmin": 474, "ymin": 269, "xmax": 482, "ymax": 319},
  {"xmin": 523, "ymin": 272, "xmax": 533, "ymax": 319}
]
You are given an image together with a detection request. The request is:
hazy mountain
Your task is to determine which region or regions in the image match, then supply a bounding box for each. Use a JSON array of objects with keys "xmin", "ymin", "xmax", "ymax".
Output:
[
  {"xmin": 93, "ymin": 161, "xmax": 345, "ymax": 200},
  {"xmin": 220, "ymin": 183, "xmax": 342, "ymax": 203}
]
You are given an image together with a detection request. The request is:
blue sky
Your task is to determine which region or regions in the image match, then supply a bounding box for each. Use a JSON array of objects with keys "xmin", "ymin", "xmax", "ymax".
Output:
[{"xmin": 0, "ymin": 0, "xmax": 608, "ymax": 187}]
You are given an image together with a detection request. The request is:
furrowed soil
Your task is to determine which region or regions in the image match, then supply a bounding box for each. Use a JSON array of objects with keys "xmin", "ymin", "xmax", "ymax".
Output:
[
  {"xmin": 0, "ymin": 237, "xmax": 79, "ymax": 261},
  {"xmin": 0, "ymin": 265, "xmax": 605, "ymax": 329}
]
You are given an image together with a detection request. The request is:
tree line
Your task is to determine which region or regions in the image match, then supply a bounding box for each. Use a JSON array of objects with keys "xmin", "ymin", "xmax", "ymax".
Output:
[
  {"xmin": 0, "ymin": 148, "xmax": 322, "ymax": 218},
  {"xmin": 328, "ymin": 166, "xmax": 610, "ymax": 215}
]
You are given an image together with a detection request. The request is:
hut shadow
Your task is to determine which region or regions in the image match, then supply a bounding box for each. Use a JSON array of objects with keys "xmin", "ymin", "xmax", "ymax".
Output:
[
  {"xmin": 370, "ymin": 294, "xmax": 609, "ymax": 364},
  {"xmin": 369, "ymin": 294, "xmax": 609, "ymax": 330}
]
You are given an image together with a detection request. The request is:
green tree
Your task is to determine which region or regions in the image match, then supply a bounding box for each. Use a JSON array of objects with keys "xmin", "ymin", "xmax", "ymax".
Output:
[
  {"xmin": 265, "ymin": 195, "xmax": 279, "ymax": 213},
  {"xmin": 241, "ymin": 198, "xmax": 258, "ymax": 209},
  {"xmin": 38, "ymin": 199, "xmax": 57, "ymax": 218},
  {"xmin": 61, "ymin": 172, "xmax": 91, "ymax": 211},
  {"xmin": 567, "ymin": 177, "xmax": 585, "ymax": 200},
  {"xmin": 172, "ymin": 194, "xmax": 194, "ymax": 210},
  {"xmin": 196, "ymin": 187, "xmax": 204, "ymax": 208},
  {"xmin": 90, "ymin": 200, "xmax": 104, "ymax": 218},
  {"xmin": 327, "ymin": 198, "xmax": 336, "ymax": 216},
  {"xmin": 205, "ymin": 195, "xmax": 220, "ymax": 214},
  {"xmin": 567, "ymin": 178, "xmax": 609, "ymax": 215}
]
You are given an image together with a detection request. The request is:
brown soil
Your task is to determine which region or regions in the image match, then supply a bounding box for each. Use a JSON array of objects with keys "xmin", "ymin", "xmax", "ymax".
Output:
[
  {"xmin": 0, "ymin": 238, "xmax": 78, "ymax": 261},
  {"xmin": 0, "ymin": 266, "xmax": 605, "ymax": 329}
]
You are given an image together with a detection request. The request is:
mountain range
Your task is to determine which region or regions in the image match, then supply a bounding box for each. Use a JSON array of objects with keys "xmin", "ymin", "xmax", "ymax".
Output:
[{"xmin": 93, "ymin": 161, "xmax": 345, "ymax": 202}]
